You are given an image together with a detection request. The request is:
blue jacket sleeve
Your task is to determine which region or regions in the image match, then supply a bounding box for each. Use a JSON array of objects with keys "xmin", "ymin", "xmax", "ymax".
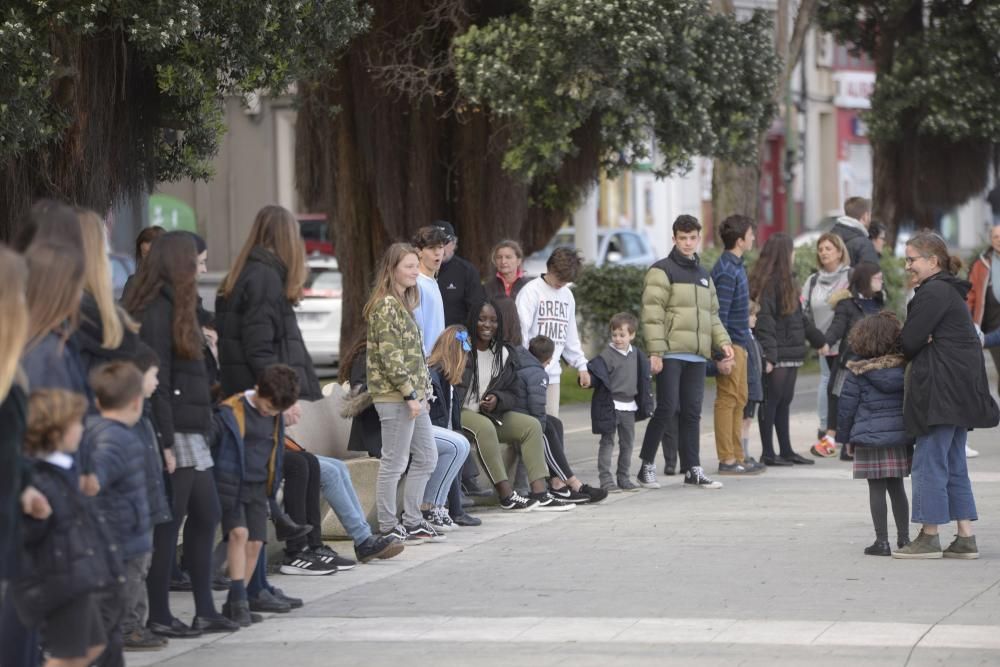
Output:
[{"xmin": 836, "ymin": 373, "xmax": 861, "ymax": 444}]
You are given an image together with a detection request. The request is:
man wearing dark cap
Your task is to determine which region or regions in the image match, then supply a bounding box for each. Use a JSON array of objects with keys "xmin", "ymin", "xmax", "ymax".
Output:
[{"xmin": 433, "ymin": 220, "xmax": 485, "ymax": 326}]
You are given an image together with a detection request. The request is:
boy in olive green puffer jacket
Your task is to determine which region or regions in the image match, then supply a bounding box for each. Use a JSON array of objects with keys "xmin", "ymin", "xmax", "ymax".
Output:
[{"xmin": 636, "ymin": 215, "xmax": 733, "ymax": 491}]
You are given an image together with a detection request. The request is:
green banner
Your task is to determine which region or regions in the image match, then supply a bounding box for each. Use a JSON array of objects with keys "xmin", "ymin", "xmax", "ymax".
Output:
[{"xmin": 148, "ymin": 194, "xmax": 196, "ymax": 232}]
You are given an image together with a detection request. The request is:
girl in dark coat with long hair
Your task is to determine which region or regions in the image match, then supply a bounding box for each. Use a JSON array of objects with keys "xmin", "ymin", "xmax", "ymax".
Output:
[
  {"xmin": 748, "ymin": 233, "xmax": 828, "ymax": 467},
  {"xmin": 123, "ymin": 232, "xmax": 236, "ymax": 636}
]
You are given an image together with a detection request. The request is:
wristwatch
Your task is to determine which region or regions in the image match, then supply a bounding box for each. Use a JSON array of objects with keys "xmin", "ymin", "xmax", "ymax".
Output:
[{"xmin": 403, "ymin": 391, "xmax": 417, "ymax": 401}]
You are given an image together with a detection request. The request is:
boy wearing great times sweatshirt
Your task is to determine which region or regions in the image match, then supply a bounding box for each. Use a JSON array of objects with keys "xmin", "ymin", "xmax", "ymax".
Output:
[{"xmin": 515, "ymin": 247, "xmax": 591, "ymax": 418}]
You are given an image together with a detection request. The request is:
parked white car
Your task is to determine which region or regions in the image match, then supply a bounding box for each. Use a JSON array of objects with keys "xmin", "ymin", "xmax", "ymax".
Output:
[
  {"xmin": 295, "ymin": 256, "xmax": 342, "ymax": 368},
  {"xmin": 522, "ymin": 228, "xmax": 658, "ymax": 277}
]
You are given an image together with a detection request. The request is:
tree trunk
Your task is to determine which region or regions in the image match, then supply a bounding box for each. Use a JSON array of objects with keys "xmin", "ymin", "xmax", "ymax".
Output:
[
  {"xmin": 0, "ymin": 31, "xmax": 158, "ymax": 241},
  {"xmin": 296, "ymin": 2, "xmax": 600, "ymax": 357},
  {"xmin": 711, "ymin": 161, "xmax": 761, "ymax": 226}
]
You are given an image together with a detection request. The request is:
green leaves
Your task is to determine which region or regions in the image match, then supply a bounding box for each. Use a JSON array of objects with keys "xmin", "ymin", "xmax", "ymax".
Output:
[
  {"xmin": 453, "ymin": 0, "xmax": 780, "ymax": 182},
  {"xmin": 0, "ymin": 0, "xmax": 370, "ymax": 180}
]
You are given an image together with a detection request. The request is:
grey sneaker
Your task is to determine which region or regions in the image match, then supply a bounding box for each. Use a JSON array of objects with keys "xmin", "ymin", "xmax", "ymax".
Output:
[
  {"xmin": 617, "ymin": 477, "xmax": 641, "ymax": 492},
  {"xmin": 892, "ymin": 530, "xmax": 943, "ymax": 559},
  {"xmin": 943, "ymin": 535, "xmax": 979, "ymax": 560},
  {"xmin": 717, "ymin": 462, "xmax": 748, "ymax": 476},
  {"xmin": 637, "ymin": 463, "xmax": 661, "ymax": 489}
]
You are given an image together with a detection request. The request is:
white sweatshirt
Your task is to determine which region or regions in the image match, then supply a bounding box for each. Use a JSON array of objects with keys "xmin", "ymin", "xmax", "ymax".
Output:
[{"xmin": 515, "ymin": 276, "xmax": 587, "ymax": 383}]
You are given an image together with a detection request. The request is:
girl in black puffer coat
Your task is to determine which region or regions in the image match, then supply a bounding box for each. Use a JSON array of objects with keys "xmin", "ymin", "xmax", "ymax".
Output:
[
  {"xmin": 123, "ymin": 232, "xmax": 233, "ymax": 637},
  {"xmin": 836, "ymin": 313, "xmax": 913, "ymax": 556},
  {"xmin": 215, "ymin": 206, "xmax": 321, "ymax": 401}
]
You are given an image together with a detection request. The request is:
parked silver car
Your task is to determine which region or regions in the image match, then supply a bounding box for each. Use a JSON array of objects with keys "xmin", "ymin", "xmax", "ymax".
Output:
[
  {"xmin": 295, "ymin": 257, "xmax": 342, "ymax": 368},
  {"xmin": 522, "ymin": 228, "xmax": 658, "ymax": 277}
]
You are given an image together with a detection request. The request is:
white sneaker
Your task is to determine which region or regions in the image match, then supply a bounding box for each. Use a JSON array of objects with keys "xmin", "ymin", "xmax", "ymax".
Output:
[{"xmin": 966, "ymin": 445, "xmax": 979, "ymax": 458}]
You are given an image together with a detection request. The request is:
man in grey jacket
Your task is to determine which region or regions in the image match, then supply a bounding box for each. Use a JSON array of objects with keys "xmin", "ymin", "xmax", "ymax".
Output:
[{"xmin": 832, "ymin": 197, "xmax": 881, "ymax": 267}]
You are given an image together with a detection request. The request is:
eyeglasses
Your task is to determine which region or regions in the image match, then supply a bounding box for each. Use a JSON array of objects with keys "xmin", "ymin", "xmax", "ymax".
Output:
[{"xmin": 903, "ymin": 255, "xmax": 926, "ymax": 266}]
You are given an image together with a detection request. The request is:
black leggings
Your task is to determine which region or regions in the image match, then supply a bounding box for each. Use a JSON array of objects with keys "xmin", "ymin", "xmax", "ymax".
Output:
[
  {"xmin": 542, "ymin": 416, "xmax": 575, "ymax": 481},
  {"xmin": 283, "ymin": 450, "xmax": 323, "ymax": 554},
  {"xmin": 867, "ymin": 477, "xmax": 910, "ymax": 542},
  {"xmin": 758, "ymin": 366, "xmax": 798, "ymax": 459},
  {"xmin": 147, "ymin": 467, "xmax": 221, "ymax": 623}
]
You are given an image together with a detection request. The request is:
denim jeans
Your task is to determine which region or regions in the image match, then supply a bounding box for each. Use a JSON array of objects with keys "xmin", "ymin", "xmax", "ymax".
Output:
[
  {"xmin": 911, "ymin": 424, "xmax": 978, "ymax": 525},
  {"xmin": 423, "ymin": 427, "xmax": 470, "ymax": 507},
  {"xmin": 374, "ymin": 402, "xmax": 437, "ymax": 533},
  {"xmin": 316, "ymin": 455, "xmax": 373, "ymax": 545},
  {"xmin": 817, "ymin": 354, "xmax": 830, "ymax": 432}
]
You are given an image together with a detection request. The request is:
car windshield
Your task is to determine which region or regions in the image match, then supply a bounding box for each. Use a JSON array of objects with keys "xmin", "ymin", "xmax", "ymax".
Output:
[{"xmin": 303, "ymin": 269, "xmax": 342, "ymax": 297}]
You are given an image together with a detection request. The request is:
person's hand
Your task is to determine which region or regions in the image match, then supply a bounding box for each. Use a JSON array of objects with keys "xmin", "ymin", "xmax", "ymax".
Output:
[
  {"xmin": 716, "ymin": 358, "xmax": 735, "ymax": 376},
  {"xmin": 202, "ymin": 327, "xmax": 219, "ymax": 360},
  {"xmin": 480, "ymin": 394, "xmax": 498, "ymax": 413},
  {"xmin": 283, "ymin": 402, "xmax": 303, "ymax": 427},
  {"xmin": 80, "ymin": 473, "xmax": 100, "ymax": 497},
  {"xmin": 20, "ymin": 486, "xmax": 51, "ymax": 520},
  {"xmin": 578, "ymin": 370, "xmax": 591, "ymax": 388},
  {"xmin": 650, "ymin": 355, "xmax": 663, "ymax": 375},
  {"xmin": 163, "ymin": 448, "xmax": 177, "ymax": 474},
  {"xmin": 765, "ymin": 361, "xmax": 774, "ymax": 374},
  {"xmin": 406, "ymin": 399, "xmax": 421, "ymax": 419},
  {"xmin": 721, "ymin": 344, "xmax": 735, "ymax": 361},
  {"xmin": 817, "ymin": 344, "xmax": 831, "ymax": 356}
]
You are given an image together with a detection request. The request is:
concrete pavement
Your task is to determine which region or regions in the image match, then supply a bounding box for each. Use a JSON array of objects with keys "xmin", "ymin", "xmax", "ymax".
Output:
[{"xmin": 129, "ymin": 373, "xmax": 1000, "ymax": 666}]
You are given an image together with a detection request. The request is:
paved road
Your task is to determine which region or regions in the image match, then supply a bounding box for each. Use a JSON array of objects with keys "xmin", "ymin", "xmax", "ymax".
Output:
[{"xmin": 130, "ymin": 373, "xmax": 1000, "ymax": 667}]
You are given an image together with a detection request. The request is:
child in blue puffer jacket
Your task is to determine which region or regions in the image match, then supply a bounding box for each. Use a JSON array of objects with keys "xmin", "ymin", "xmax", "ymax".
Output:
[{"xmin": 837, "ymin": 312, "xmax": 914, "ymax": 557}]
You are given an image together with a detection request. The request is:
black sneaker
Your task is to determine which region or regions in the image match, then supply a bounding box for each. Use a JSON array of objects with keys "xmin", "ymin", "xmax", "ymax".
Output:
[
  {"xmin": 248, "ymin": 590, "xmax": 292, "ymax": 613},
  {"xmin": 743, "ymin": 458, "xmax": 767, "ymax": 474},
  {"xmin": 307, "ymin": 544, "xmax": 357, "ymax": 571},
  {"xmin": 123, "ymin": 628, "xmax": 167, "ymax": 651},
  {"xmin": 578, "ymin": 484, "xmax": 608, "ymax": 504},
  {"xmin": 499, "ymin": 491, "xmax": 535, "ymax": 512},
  {"xmin": 383, "ymin": 524, "xmax": 409, "ymax": 543},
  {"xmin": 355, "ymin": 535, "xmax": 404, "ymax": 563},
  {"xmin": 717, "ymin": 462, "xmax": 749, "ymax": 476},
  {"xmin": 637, "ymin": 463, "xmax": 661, "ymax": 489},
  {"xmin": 449, "ymin": 512, "xmax": 482, "ymax": 527},
  {"xmin": 403, "ymin": 520, "xmax": 447, "ymax": 543},
  {"xmin": 191, "ymin": 615, "xmax": 240, "ymax": 634},
  {"xmin": 549, "ymin": 486, "xmax": 591, "ymax": 503},
  {"xmin": 279, "ymin": 551, "xmax": 337, "ymax": 576},
  {"xmin": 683, "ymin": 466, "xmax": 723, "ymax": 489},
  {"xmin": 528, "ymin": 491, "xmax": 575, "ymax": 512}
]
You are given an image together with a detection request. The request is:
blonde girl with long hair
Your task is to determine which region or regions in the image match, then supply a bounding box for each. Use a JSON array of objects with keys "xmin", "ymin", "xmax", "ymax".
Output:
[
  {"xmin": 74, "ymin": 209, "xmax": 145, "ymax": 373},
  {"xmin": 421, "ymin": 325, "xmax": 474, "ymax": 531},
  {"xmin": 365, "ymin": 243, "xmax": 443, "ymax": 544},
  {"xmin": 20, "ymin": 240, "xmax": 89, "ymax": 402},
  {"xmin": 1, "ymin": 245, "xmax": 52, "ymax": 581},
  {"xmin": 215, "ymin": 205, "xmax": 319, "ymax": 400}
]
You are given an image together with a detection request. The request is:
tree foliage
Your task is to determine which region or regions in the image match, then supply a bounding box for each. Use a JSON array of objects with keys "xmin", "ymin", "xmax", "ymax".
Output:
[
  {"xmin": 0, "ymin": 0, "xmax": 368, "ymax": 237},
  {"xmin": 453, "ymin": 0, "xmax": 781, "ymax": 192},
  {"xmin": 817, "ymin": 0, "xmax": 1000, "ymax": 235}
]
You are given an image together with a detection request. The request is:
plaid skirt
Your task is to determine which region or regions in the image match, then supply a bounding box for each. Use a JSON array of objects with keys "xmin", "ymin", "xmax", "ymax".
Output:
[{"xmin": 852, "ymin": 444, "xmax": 913, "ymax": 479}]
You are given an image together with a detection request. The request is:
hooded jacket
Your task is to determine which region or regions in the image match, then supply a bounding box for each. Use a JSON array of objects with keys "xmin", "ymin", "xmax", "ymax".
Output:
[
  {"xmin": 211, "ymin": 393, "xmax": 285, "ymax": 513},
  {"xmin": 831, "ymin": 216, "xmax": 880, "ymax": 267},
  {"xmin": 641, "ymin": 247, "xmax": 731, "ymax": 359},
  {"xmin": 587, "ymin": 347, "xmax": 654, "ymax": 435},
  {"xmin": 215, "ymin": 247, "xmax": 321, "ymax": 400},
  {"xmin": 510, "ymin": 346, "xmax": 549, "ymax": 427},
  {"xmin": 901, "ymin": 272, "xmax": 1000, "ymax": 436},
  {"xmin": 836, "ymin": 355, "xmax": 913, "ymax": 448},
  {"xmin": 429, "ymin": 367, "xmax": 462, "ymax": 430},
  {"xmin": 345, "ymin": 350, "xmax": 382, "ymax": 458}
]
